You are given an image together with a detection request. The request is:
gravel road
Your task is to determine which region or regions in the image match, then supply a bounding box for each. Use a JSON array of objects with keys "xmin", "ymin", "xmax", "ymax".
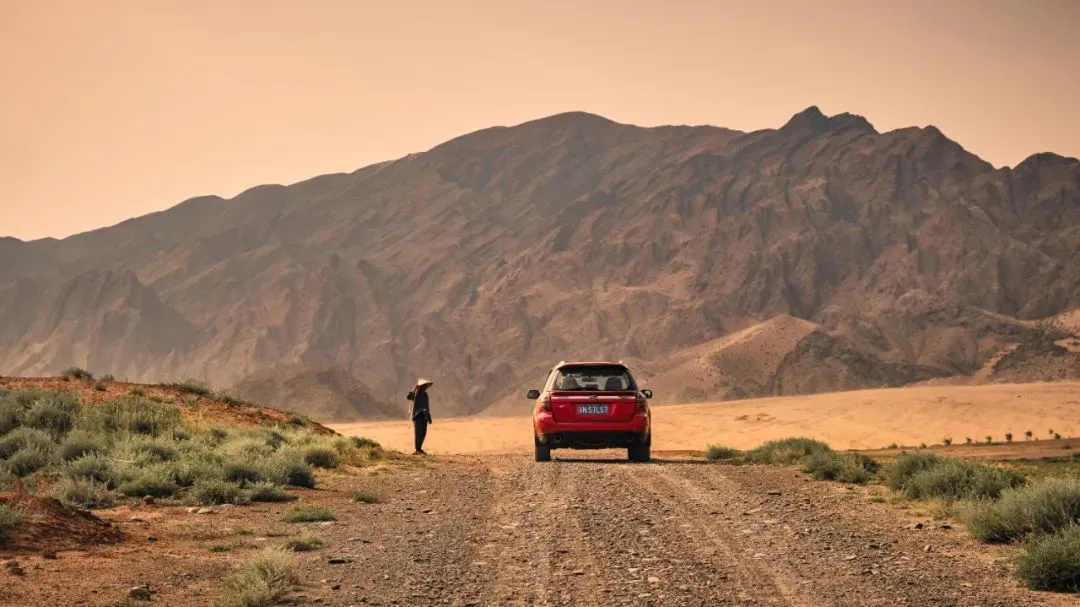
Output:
[{"xmin": 291, "ymin": 452, "xmax": 1075, "ymax": 607}]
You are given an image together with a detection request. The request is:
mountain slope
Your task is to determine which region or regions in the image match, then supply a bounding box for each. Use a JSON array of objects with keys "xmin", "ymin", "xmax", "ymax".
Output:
[
  {"xmin": 229, "ymin": 365, "xmax": 404, "ymax": 422},
  {"xmin": 2, "ymin": 108, "xmax": 1079, "ymax": 415}
]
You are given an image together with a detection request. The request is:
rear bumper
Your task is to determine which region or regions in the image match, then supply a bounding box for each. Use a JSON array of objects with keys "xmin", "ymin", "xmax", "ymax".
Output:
[{"xmin": 534, "ymin": 412, "xmax": 650, "ymax": 449}]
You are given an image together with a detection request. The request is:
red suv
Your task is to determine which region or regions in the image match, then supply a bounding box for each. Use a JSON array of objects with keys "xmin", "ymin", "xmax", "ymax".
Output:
[{"xmin": 527, "ymin": 361, "xmax": 653, "ymax": 462}]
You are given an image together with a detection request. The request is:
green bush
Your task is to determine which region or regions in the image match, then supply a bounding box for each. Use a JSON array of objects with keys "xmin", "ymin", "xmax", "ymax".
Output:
[
  {"xmin": 884, "ymin": 452, "xmax": 944, "ymax": 492},
  {"xmin": 350, "ymin": 437, "xmax": 381, "ymax": 449},
  {"xmin": 188, "ymin": 479, "xmax": 250, "ymax": 506},
  {"xmin": 165, "ymin": 380, "xmax": 212, "ymax": 397},
  {"xmin": 282, "ymin": 534, "xmax": 325, "ymax": 552},
  {"xmin": 705, "ymin": 445, "xmax": 742, "ymax": 461},
  {"xmin": 0, "ymin": 503, "xmax": 23, "ymax": 540},
  {"xmin": 23, "ymin": 393, "xmax": 80, "ymax": 437},
  {"xmin": 802, "ymin": 452, "xmax": 879, "ymax": 484},
  {"xmin": 965, "ymin": 477, "xmax": 1080, "ymax": 544},
  {"xmin": 224, "ymin": 461, "xmax": 266, "ymax": 486},
  {"xmin": 118, "ymin": 466, "xmax": 180, "ymax": 499},
  {"xmin": 282, "ymin": 504, "xmax": 335, "ymax": 523},
  {"xmin": 59, "ymin": 430, "xmax": 106, "ymax": 461},
  {"xmin": 0, "ymin": 427, "xmax": 53, "ymax": 459},
  {"xmin": 219, "ymin": 548, "xmax": 299, "ymax": 607},
  {"xmin": 62, "ymin": 367, "xmax": 94, "ymax": 381},
  {"xmin": 302, "ymin": 447, "xmax": 340, "ymax": 469},
  {"xmin": 65, "ymin": 454, "xmax": 121, "ymax": 487},
  {"xmin": 351, "ymin": 491, "xmax": 379, "ymax": 504},
  {"xmin": 1015, "ymin": 524, "xmax": 1080, "ymax": 592},
  {"xmin": 249, "ymin": 482, "xmax": 296, "ymax": 503},
  {"xmin": 50, "ymin": 477, "xmax": 116, "ymax": 509},
  {"xmin": 6, "ymin": 445, "xmax": 52, "ymax": 477},
  {"xmin": 266, "ymin": 455, "xmax": 316, "ymax": 489},
  {"xmin": 83, "ymin": 396, "xmax": 182, "ymax": 437},
  {"xmin": 747, "ymin": 438, "xmax": 832, "ymax": 465},
  {"xmin": 895, "ymin": 458, "xmax": 1023, "ymax": 501},
  {"xmin": 0, "ymin": 399, "xmax": 22, "ymax": 436}
]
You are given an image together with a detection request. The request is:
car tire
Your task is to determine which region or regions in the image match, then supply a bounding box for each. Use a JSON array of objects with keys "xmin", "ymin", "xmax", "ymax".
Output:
[
  {"xmin": 628, "ymin": 439, "xmax": 651, "ymax": 463},
  {"xmin": 535, "ymin": 436, "xmax": 552, "ymax": 462}
]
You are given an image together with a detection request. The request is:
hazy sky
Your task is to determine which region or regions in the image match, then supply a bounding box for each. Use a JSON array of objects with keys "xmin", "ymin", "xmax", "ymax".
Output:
[{"xmin": 2, "ymin": 0, "xmax": 1078, "ymax": 241}]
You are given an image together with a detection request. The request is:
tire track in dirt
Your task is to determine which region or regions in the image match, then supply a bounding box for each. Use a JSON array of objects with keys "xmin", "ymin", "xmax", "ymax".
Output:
[
  {"xmin": 475, "ymin": 456, "xmax": 608, "ymax": 606},
  {"xmin": 659, "ymin": 463, "xmax": 1075, "ymax": 607},
  {"xmin": 622, "ymin": 462, "xmax": 814, "ymax": 606}
]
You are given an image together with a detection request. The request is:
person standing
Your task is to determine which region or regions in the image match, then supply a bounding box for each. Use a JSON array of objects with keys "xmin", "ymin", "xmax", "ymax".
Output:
[{"xmin": 407, "ymin": 378, "xmax": 434, "ymax": 455}]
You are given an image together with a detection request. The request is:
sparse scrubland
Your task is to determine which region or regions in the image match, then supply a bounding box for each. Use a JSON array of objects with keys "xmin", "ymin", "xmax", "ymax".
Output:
[
  {"xmin": 707, "ymin": 437, "xmax": 1080, "ymax": 592},
  {"xmin": 0, "ymin": 387, "xmax": 385, "ymax": 509}
]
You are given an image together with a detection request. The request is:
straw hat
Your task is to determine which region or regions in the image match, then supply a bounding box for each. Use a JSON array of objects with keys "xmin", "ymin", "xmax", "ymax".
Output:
[{"xmin": 415, "ymin": 378, "xmax": 434, "ymax": 388}]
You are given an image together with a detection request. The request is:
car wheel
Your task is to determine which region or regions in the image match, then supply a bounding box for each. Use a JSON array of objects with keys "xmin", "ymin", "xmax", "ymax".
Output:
[
  {"xmin": 535, "ymin": 436, "xmax": 552, "ymax": 462},
  {"xmin": 628, "ymin": 439, "xmax": 651, "ymax": 463}
]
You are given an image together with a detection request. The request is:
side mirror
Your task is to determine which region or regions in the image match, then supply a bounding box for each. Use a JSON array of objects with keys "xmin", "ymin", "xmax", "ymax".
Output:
[
  {"xmin": 641, "ymin": 389, "xmax": 653, "ymax": 399},
  {"xmin": 526, "ymin": 389, "xmax": 541, "ymax": 400}
]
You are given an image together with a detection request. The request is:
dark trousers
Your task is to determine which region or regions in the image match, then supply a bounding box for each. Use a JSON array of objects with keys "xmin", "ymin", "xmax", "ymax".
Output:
[{"xmin": 413, "ymin": 418, "xmax": 428, "ymax": 452}]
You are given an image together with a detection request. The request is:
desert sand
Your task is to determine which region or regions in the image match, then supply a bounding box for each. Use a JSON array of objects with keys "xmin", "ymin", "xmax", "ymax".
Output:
[{"xmin": 330, "ymin": 381, "xmax": 1080, "ymax": 454}]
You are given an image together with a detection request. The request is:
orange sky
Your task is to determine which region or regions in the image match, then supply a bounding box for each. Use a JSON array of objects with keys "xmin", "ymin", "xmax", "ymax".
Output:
[{"xmin": 2, "ymin": 0, "xmax": 1078, "ymax": 241}]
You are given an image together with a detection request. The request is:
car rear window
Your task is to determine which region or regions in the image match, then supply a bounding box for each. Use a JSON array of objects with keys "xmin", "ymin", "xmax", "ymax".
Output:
[{"xmin": 553, "ymin": 365, "xmax": 636, "ymax": 391}]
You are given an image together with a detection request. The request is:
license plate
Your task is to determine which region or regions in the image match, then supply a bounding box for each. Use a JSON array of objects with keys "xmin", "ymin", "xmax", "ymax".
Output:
[{"xmin": 577, "ymin": 404, "xmax": 609, "ymax": 416}]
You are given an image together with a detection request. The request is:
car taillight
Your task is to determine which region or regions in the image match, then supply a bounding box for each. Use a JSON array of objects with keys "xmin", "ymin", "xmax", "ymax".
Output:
[
  {"xmin": 540, "ymin": 395, "xmax": 552, "ymax": 412},
  {"xmin": 636, "ymin": 393, "xmax": 647, "ymax": 413}
]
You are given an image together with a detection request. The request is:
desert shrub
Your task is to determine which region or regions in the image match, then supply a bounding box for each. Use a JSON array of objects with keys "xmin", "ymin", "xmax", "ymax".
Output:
[
  {"xmin": 59, "ymin": 430, "xmax": 106, "ymax": 461},
  {"xmin": 167, "ymin": 456, "xmax": 224, "ymax": 488},
  {"xmin": 118, "ymin": 465, "xmax": 180, "ymax": 499},
  {"xmin": 282, "ymin": 504, "xmax": 335, "ymax": 523},
  {"xmin": 62, "ymin": 367, "xmax": 94, "ymax": 381},
  {"xmin": 166, "ymin": 380, "xmax": 212, "ymax": 397},
  {"xmin": 897, "ymin": 459, "xmax": 1023, "ymax": 501},
  {"xmin": 0, "ymin": 503, "xmax": 23, "ymax": 537},
  {"xmin": 1015, "ymin": 524, "xmax": 1080, "ymax": 592},
  {"xmin": 224, "ymin": 460, "xmax": 266, "ymax": 486},
  {"xmin": 65, "ymin": 453, "xmax": 121, "ymax": 487},
  {"xmin": 350, "ymin": 437, "xmax": 381, "ymax": 449},
  {"xmin": 82, "ymin": 396, "xmax": 181, "ymax": 437},
  {"xmin": 302, "ymin": 446, "xmax": 339, "ymax": 469},
  {"xmin": 50, "ymin": 477, "xmax": 116, "ymax": 509},
  {"xmin": 283, "ymin": 534, "xmax": 325, "ymax": 552},
  {"xmin": 188, "ymin": 479, "xmax": 250, "ymax": 506},
  {"xmin": 6, "ymin": 445, "xmax": 52, "ymax": 477},
  {"xmin": 249, "ymin": 482, "xmax": 296, "ymax": 503},
  {"xmin": 112, "ymin": 436, "xmax": 179, "ymax": 465},
  {"xmin": 705, "ymin": 445, "xmax": 743, "ymax": 461},
  {"xmin": 0, "ymin": 399, "xmax": 22, "ymax": 436},
  {"xmin": 22, "ymin": 392, "xmax": 79, "ymax": 437},
  {"xmin": 219, "ymin": 548, "xmax": 299, "ymax": 607},
  {"xmin": 964, "ymin": 477, "xmax": 1080, "ymax": 544},
  {"xmin": 0, "ymin": 427, "xmax": 54, "ymax": 458},
  {"xmin": 884, "ymin": 452, "xmax": 945, "ymax": 491},
  {"xmin": 350, "ymin": 491, "xmax": 379, "ymax": 504},
  {"xmin": 265, "ymin": 454, "xmax": 316, "ymax": 489},
  {"xmin": 802, "ymin": 452, "xmax": 880, "ymax": 484},
  {"xmin": 747, "ymin": 438, "xmax": 832, "ymax": 465}
]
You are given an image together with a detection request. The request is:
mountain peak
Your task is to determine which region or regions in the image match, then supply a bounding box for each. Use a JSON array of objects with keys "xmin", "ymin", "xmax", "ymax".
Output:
[
  {"xmin": 780, "ymin": 106, "xmax": 876, "ymax": 135},
  {"xmin": 524, "ymin": 111, "xmax": 620, "ymax": 129}
]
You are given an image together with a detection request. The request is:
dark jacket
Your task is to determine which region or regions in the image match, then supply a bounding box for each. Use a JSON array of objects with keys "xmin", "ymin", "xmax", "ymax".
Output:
[{"xmin": 408, "ymin": 389, "xmax": 432, "ymax": 423}]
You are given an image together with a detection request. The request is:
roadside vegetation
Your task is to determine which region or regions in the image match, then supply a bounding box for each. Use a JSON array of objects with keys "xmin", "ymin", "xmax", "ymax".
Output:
[
  {"xmin": 705, "ymin": 438, "xmax": 1080, "ymax": 592},
  {"xmin": 0, "ymin": 387, "xmax": 386, "ymax": 509}
]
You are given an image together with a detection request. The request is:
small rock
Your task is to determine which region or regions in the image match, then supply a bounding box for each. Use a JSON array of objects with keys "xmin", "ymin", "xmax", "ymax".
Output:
[
  {"xmin": 911, "ymin": 523, "xmax": 924, "ymax": 530},
  {"xmin": 330, "ymin": 583, "xmax": 341, "ymax": 591},
  {"xmin": 186, "ymin": 507, "xmax": 199, "ymax": 514},
  {"xmin": 128, "ymin": 586, "xmax": 152, "ymax": 601},
  {"xmin": 196, "ymin": 508, "xmax": 213, "ymax": 515},
  {"xmin": 924, "ymin": 544, "xmax": 932, "ymax": 553},
  {"xmin": 147, "ymin": 536, "xmax": 159, "ymax": 542},
  {"xmin": 142, "ymin": 496, "xmax": 156, "ymax": 505},
  {"xmin": 766, "ymin": 490, "xmax": 782, "ymax": 496},
  {"xmin": 130, "ymin": 517, "xmax": 145, "ymax": 523},
  {"xmin": 647, "ymin": 576, "xmax": 661, "ymax": 584},
  {"xmin": 843, "ymin": 555, "xmax": 858, "ymax": 561},
  {"xmin": 572, "ymin": 569, "xmax": 585, "ymax": 576},
  {"xmin": 328, "ymin": 557, "xmax": 351, "ymax": 565},
  {"xmin": 422, "ymin": 509, "xmax": 434, "ymax": 514},
  {"xmin": 42, "ymin": 551, "xmax": 58, "ymax": 560},
  {"xmin": 6, "ymin": 562, "xmax": 25, "ymax": 576},
  {"xmin": 939, "ymin": 524, "xmax": 952, "ymax": 530}
]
